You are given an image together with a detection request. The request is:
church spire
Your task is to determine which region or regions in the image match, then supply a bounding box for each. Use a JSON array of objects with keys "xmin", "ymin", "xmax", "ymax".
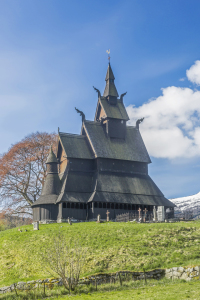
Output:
[
  {"xmin": 46, "ymin": 146, "xmax": 58, "ymax": 164},
  {"xmin": 103, "ymin": 63, "xmax": 119, "ymax": 98}
]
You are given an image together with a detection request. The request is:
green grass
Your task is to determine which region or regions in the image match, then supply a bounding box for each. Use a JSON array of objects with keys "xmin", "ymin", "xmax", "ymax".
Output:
[
  {"xmin": 1, "ymin": 278, "xmax": 200, "ymax": 300},
  {"xmin": 1, "ymin": 221, "xmax": 200, "ymax": 287}
]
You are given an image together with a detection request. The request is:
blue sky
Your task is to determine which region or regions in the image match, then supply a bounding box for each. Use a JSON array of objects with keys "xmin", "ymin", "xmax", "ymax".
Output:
[{"xmin": 1, "ymin": 0, "xmax": 200, "ymax": 198}]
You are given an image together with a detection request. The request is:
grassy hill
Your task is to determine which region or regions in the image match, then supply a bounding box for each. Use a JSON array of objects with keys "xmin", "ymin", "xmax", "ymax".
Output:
[{"xmin": 1, "ymin": 221, "xmax": 200, "ymax": 287}]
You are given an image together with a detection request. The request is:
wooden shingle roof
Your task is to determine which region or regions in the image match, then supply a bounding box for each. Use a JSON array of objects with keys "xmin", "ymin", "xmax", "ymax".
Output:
[
  {"xmin": 59, "ymin": 132, "xmax": 93, "ymax": 159},
  {"xmin": 83, "ymin": 121, "xmax": 151, "ymax": 163},
  {"xmin": 99, "ymin": 97, "xmax": 129, "ymax": 120}
]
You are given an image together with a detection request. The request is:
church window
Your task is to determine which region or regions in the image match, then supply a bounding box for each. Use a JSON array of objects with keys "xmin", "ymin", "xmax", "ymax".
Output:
[
  {"xmin": 124, "ymin": 204, "xmax": 127, "ymax": 210},
  {"xmin": 63, "ymin": 202, "xmax": 66, "ymax": 208},
  {"xmin": 94, "ymin": 202, "xmax": 98, "ymax": 208},
  {"xmin": 71, "ymin": 203, "xmax": 74, "ymax": 208},
  {"xmin": 99, "ymin": 202, "xmax": 102, "ymax": 208},
  {"xmin": 84, "ymin": 203, "xmax": 86, "ymax": 209},
  {"xmin": 80, "ymin": 203, "xmax": 83, "ymax": 209},
  {"xmin": 119, "ymin": 204, "xmax": 123, "ymax": 209},
  {"xmin": 111, "ymin": 203, "xmax": 114, "ymax": 209},
  {"xmin": 67, "ymin": 202, "xmax": 70, "ymax": 208},
  {"xmin": 115, "ymin": 203, "xmax": 119, "ymax": 209},
  {"xmin": 75, "ymin": 203, "xmax": 79, "ymax": 209},
  {"xmin": 128, "ymin": 204, "xmax": 131, "ymax": 210},
  {"xmin": 107, "ymin": 203, "xmax": 110, "ymax": 209}
]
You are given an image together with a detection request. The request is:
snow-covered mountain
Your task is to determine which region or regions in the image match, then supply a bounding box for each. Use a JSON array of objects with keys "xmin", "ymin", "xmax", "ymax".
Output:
[{"xmin": 170, "ymin": 192, "xmax": 200, "ymax": 212}]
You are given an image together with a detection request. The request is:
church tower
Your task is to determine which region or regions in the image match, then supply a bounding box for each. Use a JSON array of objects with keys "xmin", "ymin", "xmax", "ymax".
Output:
[{"xmin": 94, "ymin": 63, "xmax": 129, "ymax": 139}]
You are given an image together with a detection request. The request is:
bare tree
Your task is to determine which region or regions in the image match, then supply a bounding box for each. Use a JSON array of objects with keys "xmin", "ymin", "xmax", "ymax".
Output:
[
  {"xmin": 42, "ymin": 231, "xmax": 86, "ymax": 293},
  {"xmin": 0, "ymin": 132, "xmax": 57, "ymax": 216}
]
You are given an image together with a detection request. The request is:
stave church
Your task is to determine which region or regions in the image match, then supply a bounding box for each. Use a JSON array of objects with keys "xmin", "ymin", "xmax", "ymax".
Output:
[{"xmin": 32, "ymin": 62, "xmax": 175, "ymax": 222}]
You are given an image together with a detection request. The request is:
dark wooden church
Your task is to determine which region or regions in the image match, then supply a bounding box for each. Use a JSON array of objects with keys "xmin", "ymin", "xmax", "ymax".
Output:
[{"xmin": 32, "ymin": 63, "xmax": 175, "ymax": 223}]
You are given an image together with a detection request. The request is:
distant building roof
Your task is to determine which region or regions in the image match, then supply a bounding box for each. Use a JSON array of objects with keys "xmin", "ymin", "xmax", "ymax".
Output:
[{"xmin": 83, "ymin": 121, "xmax": 151, "ymax": 163}]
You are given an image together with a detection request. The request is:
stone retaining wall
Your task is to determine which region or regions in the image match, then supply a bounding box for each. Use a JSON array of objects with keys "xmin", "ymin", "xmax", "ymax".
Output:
[
  {"xmin": 1, "ymin": 266, "xmax": 199, "ymax": 294},
  {"xmin": 165, "ymin": 266, "xmax": 200, "ymax": 281}
]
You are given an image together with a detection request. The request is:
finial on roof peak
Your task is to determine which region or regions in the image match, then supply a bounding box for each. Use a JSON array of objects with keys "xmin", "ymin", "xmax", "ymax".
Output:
[{"xmin": 106, "ymin": 49, "xmax": 110, "ymax": 62}]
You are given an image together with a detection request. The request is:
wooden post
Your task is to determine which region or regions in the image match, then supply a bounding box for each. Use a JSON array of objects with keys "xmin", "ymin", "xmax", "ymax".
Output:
[
  {"xmin": 95, "ymin": 276, "xmax": 97, "ymax": 291},
  {"xmin": 43, "ymin": 281, "xmax": 45, "ymax": 295},
  {"xmin": 119, "ymin": 273, "xmax": 122, "ymax": 286},
  {"xmin": 143, "ymin": 268, "xmax": 147, "ymax": 284}
]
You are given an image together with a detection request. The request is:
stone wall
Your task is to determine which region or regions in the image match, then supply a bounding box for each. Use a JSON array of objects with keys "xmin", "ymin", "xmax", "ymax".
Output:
[
  {"xmin": 165, "ymin": 266, "xmax": 200, "ymax": 281},
  {"xmin": 1, "ymin": 266, "xmax": 199, "ymax": 294}
]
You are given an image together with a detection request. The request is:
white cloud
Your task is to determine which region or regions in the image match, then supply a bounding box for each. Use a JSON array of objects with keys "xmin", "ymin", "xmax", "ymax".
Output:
[
  {"xmin": 186, "ymin": 60, "xmax": 200, "ymax": 85},
  {"xmin": 179, "ymin": 77, "xmax": 185, "ymax": 81},
  {"xmin": 127, "ymin": 61, "xmax": 200, "ymax": 159}
]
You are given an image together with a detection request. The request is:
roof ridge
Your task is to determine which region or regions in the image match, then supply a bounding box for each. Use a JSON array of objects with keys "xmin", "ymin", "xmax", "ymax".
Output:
[
  {"xmin": 84, "ymin": 120, "xmax": 101, "ymax": 125},
  {"xmin": 60, "ymin": 133, "xmax": 86, "ymax": 138},
  {"xmin": 126, "ymin": 125, "xmax": 137, "ymax": 129}
]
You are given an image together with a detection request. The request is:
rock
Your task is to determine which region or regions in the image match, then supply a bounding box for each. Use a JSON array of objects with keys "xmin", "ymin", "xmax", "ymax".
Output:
[
  {"xmin": 180, "ymin": 272, "xmax": 189, "ymax": 280},
  {"xmin": 178, "ymin": 267, "xmax": 184, "ymax": 273},
  {"xmin": 165, "ymin": 273, "xmax": 172, "ymax": 279},
  {"xmin": 173, "ymin": 271, "xmax": 181, "ymax": 278},
  {"xmin": 0, "ymin": 286, "xmax": 11, "ymax": 294},
  {"xmin": 172, "ymin": 267, "xmax": 178, "ymax": 271},
  {"xmin": 17, "ymin": 282, "xmax": 26, "ymax": 289},
  {"xmin": 27, "ymin": 280, "xmax": 35, "ymax": 284},
  {"xmin": 194, "ymin": 266, "xmax": 200, "ymax": 271},
  {"xmin": 189, "ymin": 267, "xmax": 194, "ymax": 272},
  {"xmin": 165, "ymin": 269, "xmax": 172, "ymax": 273},
  {"xmin": 190, "ymin": 271, "xmax": 197, "ymax": 278}
]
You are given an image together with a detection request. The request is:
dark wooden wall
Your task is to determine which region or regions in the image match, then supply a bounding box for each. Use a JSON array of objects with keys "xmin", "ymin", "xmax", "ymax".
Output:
[
  {"xmin": 33, "ymin": 204, "xmax": 58, "ymax": 221},
  {"xmin": 106, "ymin": 119, "xmax": 126, "ymax": 139}
]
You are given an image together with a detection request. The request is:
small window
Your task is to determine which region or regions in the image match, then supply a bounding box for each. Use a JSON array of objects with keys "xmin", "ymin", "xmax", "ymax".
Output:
[
  {"xmin": 71, "ymin": 203, "xmax": 74, "ymax": 209},
  {"xmin": 115, "ymin": 203, "xmax": 119, "ymax": 209},
  {"xmin": 63, "ymin": 203, "xmax": 66, "ymax": 208},
  {"xmin": 103, "ymin": 203, "xmax": 106, "ymax": 208},
  {"xmin": 67, "ymin": 202, "xmax": 70, "ymax": 208},
  {"xmin": 124, "ymin": 204, "xmax": 127, "ymax": 210},
  {"xmin": 80, "ymin": 203, "xmax": 83, "ymax": 209},
  {"xmin": 111, "ymin": 203, "xmax": 114, "ymax": 209},
  {"xmin": 107, "ymin": 203, "xmax": 110, "ymax": 209},
  {"xmin": 99, "ymin": 202, "xmax": 102, "ymax": 208},
  {"xmin": 119, "ymin": 204, "xmax": 123, "ymax": 209}
]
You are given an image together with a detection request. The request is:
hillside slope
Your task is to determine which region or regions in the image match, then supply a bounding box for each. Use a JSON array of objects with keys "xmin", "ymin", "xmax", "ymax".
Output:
[
  {"xmin": 1, "ymin": 221, "xmax": 200, "ymax": 287},
  {"xmin": 170, "ymin": 192, "xmax": 200, "ymax": 211}
]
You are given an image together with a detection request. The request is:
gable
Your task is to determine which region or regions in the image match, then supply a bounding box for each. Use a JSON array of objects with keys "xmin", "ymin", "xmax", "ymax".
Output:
[{"xmin": 83, "ymin": 121, "xmax": 151, "ymax": 163}]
